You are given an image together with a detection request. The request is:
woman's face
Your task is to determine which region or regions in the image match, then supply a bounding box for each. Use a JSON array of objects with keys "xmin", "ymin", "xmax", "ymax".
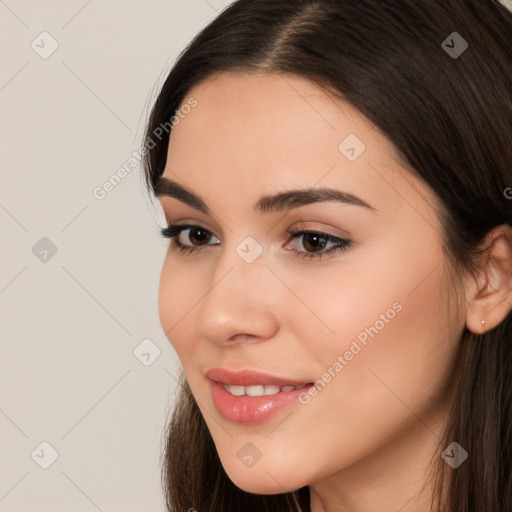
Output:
[{"xmin": 156, "ymin": 72, "xmax": 466, "ymax": 497}]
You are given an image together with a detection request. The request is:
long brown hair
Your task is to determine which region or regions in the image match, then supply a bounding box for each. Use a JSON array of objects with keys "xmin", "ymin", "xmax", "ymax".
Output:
[{"xmin": 142, "ymin": 1, "xmax": 512, "ymax": 510}]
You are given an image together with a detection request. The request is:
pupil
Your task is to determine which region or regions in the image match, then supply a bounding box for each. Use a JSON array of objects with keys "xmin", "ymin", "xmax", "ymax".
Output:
[
  {"xmin": 192, "ymin": 228, "xmax": 209, "ymax": 245},
  {"xmin": 305, "ymin": 233, "xmax": 326, "ymax": 252}
]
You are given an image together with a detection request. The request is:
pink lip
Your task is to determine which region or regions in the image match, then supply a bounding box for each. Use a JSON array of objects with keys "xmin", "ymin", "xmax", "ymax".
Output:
[
  {"xmin": 205, "ymin": 368, "xmax": 311, "ymax": 386},
  {"xmin": 205, "ymin": 368, "xmax": 313, "ymax": 424}
]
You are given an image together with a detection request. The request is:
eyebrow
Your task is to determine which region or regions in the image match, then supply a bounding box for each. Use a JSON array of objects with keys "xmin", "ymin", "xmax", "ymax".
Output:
[{"xmin": 154, "ymin": 176, "xmax": 376, "ymax": 215}]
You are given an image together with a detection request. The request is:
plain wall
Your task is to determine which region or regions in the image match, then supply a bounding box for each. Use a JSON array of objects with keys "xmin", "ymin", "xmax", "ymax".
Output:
[{"xmin": 0, "ymin": 1, "xmax": 232, "ymax": 511}]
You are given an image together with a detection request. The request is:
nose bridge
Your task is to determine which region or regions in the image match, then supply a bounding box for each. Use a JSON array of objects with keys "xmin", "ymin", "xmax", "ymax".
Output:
[
  {"xmin": 212, "ymin": 231, "xmax": 271, "ymax": 295},
  {"xmin": 196, "ymin": 235, "xmax": 278, "ymax": 344}
]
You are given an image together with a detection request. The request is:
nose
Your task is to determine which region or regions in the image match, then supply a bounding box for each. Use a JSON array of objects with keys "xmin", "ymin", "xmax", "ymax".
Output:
[{"xmin": 195, "ymin": 245, "xmax": 279, "ymax": 347}]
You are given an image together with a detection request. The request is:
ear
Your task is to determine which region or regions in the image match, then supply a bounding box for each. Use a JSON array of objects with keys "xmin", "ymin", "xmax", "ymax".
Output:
[{"xmin": 466, "ymin": 224, "xmax": 512, "ymax": 334}]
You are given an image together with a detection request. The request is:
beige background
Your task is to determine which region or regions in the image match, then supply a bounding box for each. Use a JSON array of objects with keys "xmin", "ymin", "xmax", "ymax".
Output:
[
  {"xmin": 0, "ymin": 1, "xmax": 233, "ymax": 511},
  {"xmin": 1, "ymin": 1, "xmax": 511, "ymax": 511}
]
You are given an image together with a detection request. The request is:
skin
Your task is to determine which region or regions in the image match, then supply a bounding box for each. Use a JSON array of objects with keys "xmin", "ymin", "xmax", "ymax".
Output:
[{"xmin": 155, "ymin": 72, "xmax": 512, "ymax": 512}]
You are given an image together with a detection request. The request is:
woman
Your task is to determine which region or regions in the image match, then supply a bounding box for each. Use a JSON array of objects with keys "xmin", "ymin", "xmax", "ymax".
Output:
[{"xmin": 141, "ymin": 1, "xmax": 512, "ymax": 510}]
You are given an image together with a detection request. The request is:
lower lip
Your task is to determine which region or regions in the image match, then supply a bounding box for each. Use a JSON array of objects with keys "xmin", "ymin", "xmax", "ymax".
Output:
[{"xmin": 209, "ymin": 380, "xmax": 311, "ymax": 424}]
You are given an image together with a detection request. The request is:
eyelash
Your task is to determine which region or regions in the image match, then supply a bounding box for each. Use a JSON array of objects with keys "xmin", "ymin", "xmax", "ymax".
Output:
[{"xmin": 160, "ymin": 223, "xmax": 351, "ymax": 261}]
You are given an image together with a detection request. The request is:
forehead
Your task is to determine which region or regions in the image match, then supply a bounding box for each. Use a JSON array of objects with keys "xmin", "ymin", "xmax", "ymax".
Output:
[{"xmin": 163, "ymin": 72, "xmax": 436, "ymax": 220}]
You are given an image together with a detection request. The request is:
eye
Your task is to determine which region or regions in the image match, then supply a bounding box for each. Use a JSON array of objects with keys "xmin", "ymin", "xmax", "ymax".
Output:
[
  {"xmin": 285, "ymin": 229, "xmax": 351, "ymax": 260},
  {"xmin": 160, "ymin": 223, "xmax": 220, "ymax": 255},
  {"xmin": 160, "ymin": 223, "xmax": 351, "ymax": 260}
]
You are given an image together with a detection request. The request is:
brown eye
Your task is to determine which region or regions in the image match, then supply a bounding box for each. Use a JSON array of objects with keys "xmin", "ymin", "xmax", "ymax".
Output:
[
  {"xmin": 286, "ymin": 230, "xmax": 351, "ymax": 261},
  {"xmin": 185, "ymin": 227, "xmax": 212, "ymax": 246},
  {"xmin": 301, "ymin": 233, "xmax": 328, "ymax": 253},
  {"xmin": 160, "ymin": 223, "xmax": 220, "ymax": 252}
]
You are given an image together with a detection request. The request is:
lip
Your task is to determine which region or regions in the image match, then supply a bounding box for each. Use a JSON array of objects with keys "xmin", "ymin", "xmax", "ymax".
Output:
[
  {"xmin": 206, "ymin": 368, "xmax": 313, "ymax": 424},
  {"xmin": 205, "ymin": 368, "xmax": 311, "ymax": 387}
]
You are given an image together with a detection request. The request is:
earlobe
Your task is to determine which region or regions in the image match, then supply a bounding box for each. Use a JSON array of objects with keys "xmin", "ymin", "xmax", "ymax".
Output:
[{"xmin": 465, "ymin": 224, "xmax": 512, "ymax": 335}]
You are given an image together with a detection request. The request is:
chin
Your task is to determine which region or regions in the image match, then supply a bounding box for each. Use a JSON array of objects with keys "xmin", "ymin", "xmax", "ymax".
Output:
[
  {"xmin": 218, "ymin": 454, "xmax": 308, "ymax": 495},
  {"xmin": 227, "ymin": 473, "xmax": 298, "ymax": 495}
]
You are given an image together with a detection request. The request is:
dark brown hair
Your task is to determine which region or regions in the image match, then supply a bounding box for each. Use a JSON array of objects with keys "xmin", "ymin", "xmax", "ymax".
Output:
[{"xmin": 141, "ymin": 1, "xmax": 512, "ymax": 510}]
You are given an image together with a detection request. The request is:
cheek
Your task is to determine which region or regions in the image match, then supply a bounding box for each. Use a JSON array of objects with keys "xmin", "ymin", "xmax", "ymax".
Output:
[
  {"xmin": 300, "ymin": 268, "xmax": 460, "ymax": 481},
  {"xmin": 279, "ymin": 225, "xmax": 460, "ymax": 425},
  {"xmin": 284, "ymin": 219, "xmax": 452, "ymax": 367},
  {"xmin": 157, "ymin": 257, "xmax": 202, "ymax": 358},
  {"xmin": 305, "ymin": 239, "xmax": 459, "ymax": 424}
]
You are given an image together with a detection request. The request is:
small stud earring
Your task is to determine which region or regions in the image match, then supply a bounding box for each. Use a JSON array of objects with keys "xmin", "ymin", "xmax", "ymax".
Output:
[{"xmin": 481, "ymin": 316, "xmax": 486, "ymax": 332}]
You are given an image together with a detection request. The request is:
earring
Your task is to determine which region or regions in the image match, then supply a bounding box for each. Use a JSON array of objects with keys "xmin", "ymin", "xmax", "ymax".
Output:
[{"xmin": 481, "ymin": 316, "xmax": 486, "ymax": 333}]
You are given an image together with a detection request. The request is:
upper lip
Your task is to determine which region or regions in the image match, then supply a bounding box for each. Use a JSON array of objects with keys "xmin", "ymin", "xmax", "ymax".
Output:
[{"xmin": 205, "ymin": 367, "xmax": 312, "ymax": 387}]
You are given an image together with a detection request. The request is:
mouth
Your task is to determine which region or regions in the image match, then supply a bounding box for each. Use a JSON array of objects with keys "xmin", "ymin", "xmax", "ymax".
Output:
[
  {"xmin": 221, "ymin": 382, "xmax": 308, "ymax": 397},
  {"xmin": 205, "ymin": 368, "xmax": 314, "ymax": 424}
]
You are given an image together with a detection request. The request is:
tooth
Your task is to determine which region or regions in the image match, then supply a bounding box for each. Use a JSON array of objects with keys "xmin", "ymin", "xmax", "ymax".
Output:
[
  {"xmin": 224, "ymin": 383, "xmax": 300, "ymax": 396},
  {"xmin": 245, "ymin": 385, "xmax": 265, "ymax": 396},
  {"xmin": 263, "ymin": 385, "xmax": 281, "ymax": 395},
  {"xmin": 229, "ymin": 385, "xmax": 246, "ymax": 396}
]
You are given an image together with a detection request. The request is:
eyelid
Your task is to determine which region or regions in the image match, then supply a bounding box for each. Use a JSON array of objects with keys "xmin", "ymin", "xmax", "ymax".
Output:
[
  {"xmin": 289, "ymin": 221, "xmax": 351, "ymax": 239},
  {"xmin": 160, "ymin": 222, "xmax": 220, "ymax": 242},
  {"xmin": 162, "ymin": 204, "xmax": 351, "ymax": 238},
  {"xmin": 163, "ymin": 217, "xmax": 218, "ymax": 235}
]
